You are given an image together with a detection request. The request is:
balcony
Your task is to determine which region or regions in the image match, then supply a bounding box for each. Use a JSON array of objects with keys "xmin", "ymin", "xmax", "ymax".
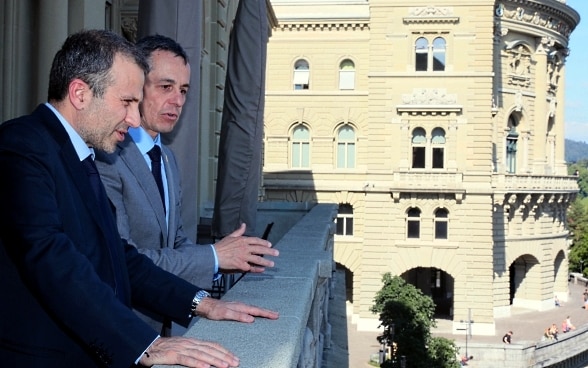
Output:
[
  {"xmin": 492, "ymin": 174, "xmax": 580, "ymax": 193},
  {"xmin": 155, "ymin": 202, "xmax": 337, "ymax": 368}
]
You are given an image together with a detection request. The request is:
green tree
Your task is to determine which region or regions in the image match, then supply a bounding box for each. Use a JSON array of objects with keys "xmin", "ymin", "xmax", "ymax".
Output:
[
  {"xmin": 568, "ymin": 198, "xmax": 588, "ymax": 275},
  {"xmin": 371, "ymin": 273, "xmax": 459, "ymax": 368}
]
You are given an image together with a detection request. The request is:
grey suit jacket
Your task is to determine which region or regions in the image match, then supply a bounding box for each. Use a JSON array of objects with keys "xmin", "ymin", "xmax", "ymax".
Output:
[{"xmin": 95, "ymin": 134, "xmax": 215, "ymax": 289}]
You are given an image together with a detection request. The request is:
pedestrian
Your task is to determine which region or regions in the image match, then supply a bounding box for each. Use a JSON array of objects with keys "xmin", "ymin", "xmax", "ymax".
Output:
[
  {"xmin": 502, "ymin": 330, "xmax": 513, "ymax": 344},
  {"xmin": 566, "ymin": 316, "xmax": 576, "ymax": 331}
]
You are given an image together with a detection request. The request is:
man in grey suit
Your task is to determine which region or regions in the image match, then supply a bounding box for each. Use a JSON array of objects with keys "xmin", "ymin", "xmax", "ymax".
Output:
[{"xmin": 95, "ymin": 35, "xmax": 278, "ymax": 334}]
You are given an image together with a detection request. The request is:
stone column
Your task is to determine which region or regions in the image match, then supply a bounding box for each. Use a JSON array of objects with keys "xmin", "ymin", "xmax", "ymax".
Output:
[
  {"xmin": 37, "ymin": 0, "xmax": 69, "ymax": 104},
  {"xmin": 533, "ymin": 37, "xmax": 549, "ymax": 174},
  {"xmin": 555, "ymin": 52, "xmax": 567, "ymax": 174}
]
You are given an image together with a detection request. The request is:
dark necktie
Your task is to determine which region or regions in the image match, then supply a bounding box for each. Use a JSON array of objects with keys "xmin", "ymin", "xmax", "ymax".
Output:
[
  {"xmin": 147, "ymin": 145, "xmax": 166, "ymax": 213},
  {"xmin": 82, "ymin": 155, "xmax": 106, "ymax": 204},
  {"xmin": 81, "ymin": 155, "xmax": 127, "ymax": 304}
]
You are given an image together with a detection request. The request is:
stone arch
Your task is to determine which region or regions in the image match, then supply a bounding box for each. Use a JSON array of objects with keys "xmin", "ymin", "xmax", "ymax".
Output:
[
  {"xmin": 508, "ymin": 253, "xmax": 541, "ymax": 307},
  {"xmin": 400, "ymin": 266, "xmax": 456, "ymax": 318}
]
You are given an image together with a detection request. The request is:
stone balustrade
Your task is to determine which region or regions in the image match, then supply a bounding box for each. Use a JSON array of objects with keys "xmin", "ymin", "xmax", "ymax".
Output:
[
  {"xmin": 456, "ymin": 326, "xmax": 588, "ymax": 368},
  {"xmin": 155, "ymin": 202, "xmax": 337, "ymax": 368}
]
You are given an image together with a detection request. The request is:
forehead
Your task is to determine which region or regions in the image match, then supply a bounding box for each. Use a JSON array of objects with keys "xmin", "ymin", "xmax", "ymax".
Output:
[
  {"xmin": 148, "ymin": 50, "xmax": 191, "ymax": 81},
  {"xmin": 109, "ymin": 54, "xmax": 145, "ymax": 94}
]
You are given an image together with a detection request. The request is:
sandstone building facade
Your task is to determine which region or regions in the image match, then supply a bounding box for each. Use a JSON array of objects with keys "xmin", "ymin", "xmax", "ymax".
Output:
[{"xmin": 263, "ymin": 0, "xmax": 580, "ymax": 335}]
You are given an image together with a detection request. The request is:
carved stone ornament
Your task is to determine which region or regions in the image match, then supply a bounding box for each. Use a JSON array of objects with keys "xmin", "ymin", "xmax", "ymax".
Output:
[
  {"xmin": 404, "ymin": 6, "xmax": 459, "ymax": 24},
  {"xmin": 402, "ymin": 88, "xmax": 457, "ymax": 105}
]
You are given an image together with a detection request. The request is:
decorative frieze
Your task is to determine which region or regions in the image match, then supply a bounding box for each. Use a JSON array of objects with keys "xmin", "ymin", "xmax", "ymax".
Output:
[
  {"xmin": 403, "ymin": 6, "xmax": 459, "ymax": 24},
  {"xmin": 397, "ymin": 88, "xmax": 461, "ymax": 116}
]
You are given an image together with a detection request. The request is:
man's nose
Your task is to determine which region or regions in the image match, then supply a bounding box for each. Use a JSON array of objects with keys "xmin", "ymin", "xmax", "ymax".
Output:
[{"xmin": 126, "ymin": 105, "xmax": 141, "ymax": 128}]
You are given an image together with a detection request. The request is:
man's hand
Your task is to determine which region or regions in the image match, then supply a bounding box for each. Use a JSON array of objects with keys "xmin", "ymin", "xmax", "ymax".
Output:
[
  {"xmin": 139, "ymin": 336, "xmax": 239, "ymax": 368},
  {"xmin": 214, "ymin": 223, "xmax": 279, "ymax": 273},
  {"xmin": 196, "ymin": 297, "xmax": 280, "ymax": 323}
]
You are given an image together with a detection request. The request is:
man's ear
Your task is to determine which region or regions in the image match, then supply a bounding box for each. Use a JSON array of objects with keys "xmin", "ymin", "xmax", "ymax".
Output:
[{"xmin": 69, "ymin": 79, "xmax": 89, "ymax": 110}]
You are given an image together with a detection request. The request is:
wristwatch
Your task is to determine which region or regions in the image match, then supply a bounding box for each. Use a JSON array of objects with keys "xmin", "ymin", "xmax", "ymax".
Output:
[{"xmin": 190, "ymin": 290, "xmax": 211, "ymax": 317}]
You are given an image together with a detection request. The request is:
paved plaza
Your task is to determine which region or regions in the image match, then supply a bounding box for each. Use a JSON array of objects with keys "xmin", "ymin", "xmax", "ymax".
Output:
[{"xmin": 323, "ymin": 269, "xmax": 588, "ymax": 368}]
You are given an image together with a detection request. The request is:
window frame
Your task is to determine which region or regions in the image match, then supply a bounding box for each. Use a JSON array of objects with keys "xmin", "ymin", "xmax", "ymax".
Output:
[
  {"xmin": 291, "ymin": 124, "xmax": 311, "ymax": 168},
  {"xmin": 434, "ymin": 208, "xmax": 449, "ymax": 240},
  {"xmin": 407, "ymin": 207, "xmax": 421, "ymax": 239},
  {"xmin": 336, "ymin": 203, "xmax": 354, "ymax": 236},
  {"xmin": 293, "ymin": 59, "xmax": 310, "ymax": 90},
  {"xmin": 336, "ymin": 124, "xmax": 356, "ymax": 169},
  {"xmin": 339, "ymin": 59, "xmax": 356, "ymax": 90},
  {"xmin": 414, "ymin": 35, "xmax": 447, "ymax": 72}
]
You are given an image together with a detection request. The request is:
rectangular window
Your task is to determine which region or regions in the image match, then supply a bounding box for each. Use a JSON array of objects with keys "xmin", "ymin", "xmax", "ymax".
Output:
[
  {"xmin": 435, "ymin": 222, "xmax": 448, "ymax": 239},
  {"xmin": 416, "ymin": 52, "xmax": 427, "ymax": 71},
  {"xmin": 339, "ymin": 70, "xmax": 355, "ymax": 90},
  {"xmin": 335, "ymin": 216, "xmax": 353, "ymax": 236},
  {"xmin": 432, "ymin": 147, "xmax": 444, "ymax": 169},
  {"xmin": 407, "ymin": 220, "xmax": 420, "ymax": 238},
  {"xmin": 346, "ymin": 217, "xmax": 354, "ymax": 235},
  {"xmin": 293, "ymin": 70, "xmax": 309, "ymax": 90},
  {"xmin": 412, "ymin": 147, "xmax": 425, "ymax": 168}
]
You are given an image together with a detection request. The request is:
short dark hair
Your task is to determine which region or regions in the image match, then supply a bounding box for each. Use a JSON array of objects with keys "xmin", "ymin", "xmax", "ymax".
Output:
[
  {"xmin": 47, "ymin": 29, "xmax": 149, "ymax": 102},
  {"xmin": 135, "ymin": 34, "xmax": 189, "ymax": 69}
]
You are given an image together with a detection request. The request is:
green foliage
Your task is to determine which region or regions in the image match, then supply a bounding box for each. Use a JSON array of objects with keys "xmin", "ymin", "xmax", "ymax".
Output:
[
  {"xmin": 568, "ymin": 160, "xmax": 588, "ymax": 199},
  {"xmin": 371, "ymin": 274, "xmax": 457, "ymax": 368},
  {"xmin": 566, "ymin": 140, "xmax": 588, "ymax": 164},
  {"xmin": 568, "ymin": 198, "xmax": 588, "ymax": 275},
  {"xmin": 428, "ymin": 337, "xmax": 461, "ymax": 368}
]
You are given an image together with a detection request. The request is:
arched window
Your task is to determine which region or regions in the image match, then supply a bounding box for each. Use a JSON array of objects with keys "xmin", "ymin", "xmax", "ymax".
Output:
[
  {"xmin": 291, "ymin": 124, "xmax": 310, "ymax": 168},
  {"xmin": 337, "ymin": 124, "xmax": 356, "ymax": 169},
  {"xmin": 415, "ymin": 36, "xmax": 447, "ymax": 72},
  {"xmin": 339, "ymin": 59, "xmax": 355, "ymax": 90},
  {"xmin": 415, "ymin": 37, "xmax": 428, "ymax": 71},
  {"xmin": 293, "ymin": 59, "xmax": 310, "ymax": 90},
  {"xmin": 412, "ymin": 128, "xmax": 427, "ymax": 169},
  {"xmin": 336, "ymin": 203, "xmax": 354, "ymax": 236},
  {"xmin": 432, "ymin": 37, "xmax": 446, "ymax": 71},
  {"xmin": 434, "ymin": 208, "xmax": 449, "ymax": 239},
  {"xmin": 431, "ymin": 127, "xmax": 446, "ymax": 169},
  {"xmin": 407, "ymin": 207, "xmax": 421, "ymax": 239},
  {"xmin": 506, "ymin": 115, "xmax": 519, "ymax": 174}
]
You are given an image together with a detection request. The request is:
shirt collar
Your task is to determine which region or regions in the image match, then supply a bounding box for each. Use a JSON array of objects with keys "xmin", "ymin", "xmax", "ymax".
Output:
[
  {"xmin": 128, "ymin": 126, "xmax": 161, "ymax": 155},
  {"xmin": 45, "ymin": 102, "xmax": 94, "ymax": 161}
]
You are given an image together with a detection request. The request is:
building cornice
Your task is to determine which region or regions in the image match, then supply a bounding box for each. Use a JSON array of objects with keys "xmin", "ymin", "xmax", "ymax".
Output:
[
  {"xmin": 496, "ymin": 0, "xmax": 580, "ymax": 41},
  {"xmin": 276, "ymin": 21, "xmax": 369, "ymax": 32}
]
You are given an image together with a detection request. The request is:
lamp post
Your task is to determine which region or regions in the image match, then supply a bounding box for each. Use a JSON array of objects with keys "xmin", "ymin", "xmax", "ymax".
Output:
[
  {"xmin": 459, "ymin": 309, "xmax": 474, "ymax": 358},
  {"xmin": 379, "ymin": 323, "xmax": 394, "ymax": 367},
  {"xmin": 580, "ymin": 259, "xmax": 584, "ymax": 276}
]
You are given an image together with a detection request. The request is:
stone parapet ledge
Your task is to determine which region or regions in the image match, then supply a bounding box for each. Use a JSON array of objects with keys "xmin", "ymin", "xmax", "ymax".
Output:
[
  {"xmin": 456, "ymin": 325, "xmax": 588, "ymax": 368},
  {"xmin": 155, "ymin": 203, "xmax": 337, "ymax": 368}
]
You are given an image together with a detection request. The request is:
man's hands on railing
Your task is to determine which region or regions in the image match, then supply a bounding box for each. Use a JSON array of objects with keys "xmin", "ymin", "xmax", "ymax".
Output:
[
  {"xmin": 214, "ymin": 223, "xmax": 279, "ymax": 274},
  {"xmin": 196, "ymin": 297, "xmax": 280, "ymax": 323},
  {"xmin": 139, "ymin": 336, "xmax": 239, "ymax": 368}
]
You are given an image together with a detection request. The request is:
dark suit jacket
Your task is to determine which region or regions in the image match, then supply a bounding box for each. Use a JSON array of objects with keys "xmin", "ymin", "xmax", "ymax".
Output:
[{"xmin": 0, "ymin": 104, "xmax": 199, "ymax": 368}]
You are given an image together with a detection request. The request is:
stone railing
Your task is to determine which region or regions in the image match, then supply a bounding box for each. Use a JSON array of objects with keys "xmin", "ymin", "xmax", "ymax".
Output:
[
  {"xmin": 456, "ymin": 327, "xmax": 588, "ymax": 368},
  {"xmin": 492, "ymin": 174, "xmax": 579, "ymax": 193},
  {"xmin": 155, "ymin": 202, "xmax": 338, "ymax": 368}
]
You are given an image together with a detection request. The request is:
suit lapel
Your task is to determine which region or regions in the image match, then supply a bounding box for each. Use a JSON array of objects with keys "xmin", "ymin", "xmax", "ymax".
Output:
[
  {"xmin": 161, "ymin": 147, "xmax": 176, "ymax": 247},
  {"xmin": 119, "ymin": 136, "xmax": 168, "ymax": 237}
]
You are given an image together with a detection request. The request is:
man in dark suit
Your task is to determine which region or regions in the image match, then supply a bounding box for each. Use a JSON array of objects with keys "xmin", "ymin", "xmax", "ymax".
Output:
[{"xmin": 0, "ymin": 29, "xmax": 277, "ymax": 368}]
